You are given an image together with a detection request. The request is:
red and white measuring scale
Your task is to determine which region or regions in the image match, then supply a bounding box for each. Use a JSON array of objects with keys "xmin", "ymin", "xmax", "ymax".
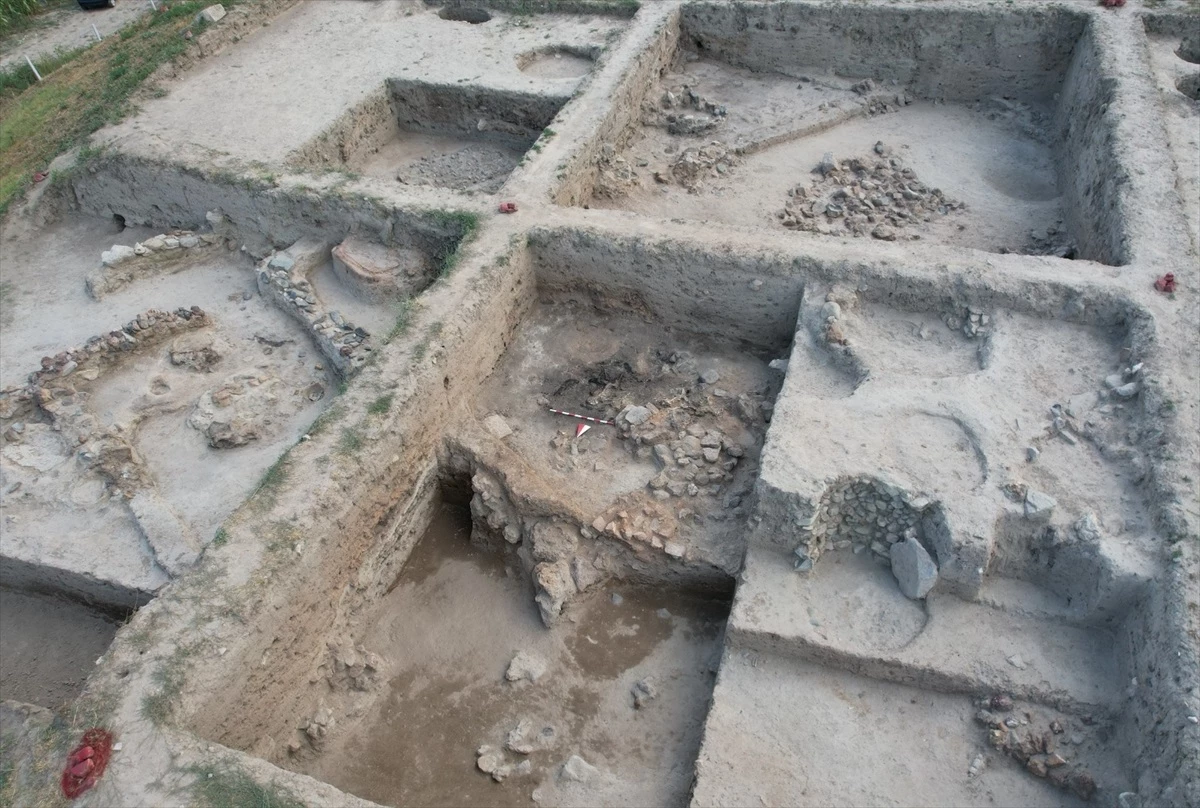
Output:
[{"xmin": 547, "ymin": 407, "xmax": 614, "ymax": 437}]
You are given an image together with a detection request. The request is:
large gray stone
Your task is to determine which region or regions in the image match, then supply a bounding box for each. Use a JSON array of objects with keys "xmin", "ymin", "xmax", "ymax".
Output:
[
  {"xmin": 889, "ymin": 536, "xmax": 937, "ymax": 599},
  {"xmin": 1023, "ymin": 488, "xmax": 1056, "ymax": 521}
]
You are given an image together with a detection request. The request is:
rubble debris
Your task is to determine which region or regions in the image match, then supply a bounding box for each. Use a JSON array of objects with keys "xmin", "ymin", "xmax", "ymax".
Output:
[
  {"xmin": 88, "ymin": 229, "xmax": 222, "ymax": 299},
  {"xmin": 778, "ymin": 148, "xmax": 964, "ymax": 239},
  {"xmin": 669, "ymin": 141, "xmax": 737, "ymax": 191},
  {"xmin": 644, "ymin": 84, "xmax": 727, "ymax": 137}
]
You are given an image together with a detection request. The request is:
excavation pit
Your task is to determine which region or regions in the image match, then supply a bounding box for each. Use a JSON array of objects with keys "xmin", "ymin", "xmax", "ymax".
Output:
[
  {"xmin": 274, "ymin": 496, "xmax": 731, "ymax": 807},
  {"xmin": 0, "ymin": 588, "xmax": 125, "ymax": 711},
  {"xmin": 517, "ymin": 46, "xmax": 598, "ymax": 80},
  {"xmin": 292, "ymin": 79, "xmax": 571, "ymax": 192},
  {"xmin": 580, "ymin": 2, "xmax": 1127, "ymax": 263}
]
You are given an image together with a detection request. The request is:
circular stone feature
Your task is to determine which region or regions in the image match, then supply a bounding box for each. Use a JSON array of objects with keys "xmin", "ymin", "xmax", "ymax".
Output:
[{"xmin": 438, "ymin": 6, "xmax": 491, "ymax": 23}]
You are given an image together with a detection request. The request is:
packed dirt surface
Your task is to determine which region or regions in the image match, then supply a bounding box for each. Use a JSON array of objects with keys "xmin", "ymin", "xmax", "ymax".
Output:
[
  {"xmin": 0, "ymin": 2, "xmax": 1196, "ymax": 808},
  {"xmin": 0, "ymin": 588, "xmax": 120, "ymax": 710},
  {"xmin": 0, "ymin": 1, "xmax": 150, "ymax": 71},
  {"xmin": 593, "ymin": 56, "xmax": 1071, "ymax": 257},
  {"xmin": 287, "ymin": 502, "xmax": 728, "ymax": 808}
]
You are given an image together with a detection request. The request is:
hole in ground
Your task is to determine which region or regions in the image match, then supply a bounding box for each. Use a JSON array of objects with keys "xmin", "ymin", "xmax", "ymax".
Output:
[
  {"xmin": 1178, "ymin": 34, "xmax": 1200, "ymax": 64},
  {"xmin": 271, "ymin": 486, "xmax": 731, "ymax": 806},
  {"xmin": 439, "ymin": 6, "xmax": 492, "ymax": 24},
  {"xmin": 0, "ymin": 587, "xmax": 130, "ymax": 710}
]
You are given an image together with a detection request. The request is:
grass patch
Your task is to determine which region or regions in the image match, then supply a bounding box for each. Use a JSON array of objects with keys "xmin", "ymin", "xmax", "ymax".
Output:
[
  {"xmin": 0, "ymin": 0, "xmax": 238, "ymax": 214},
  {"xmin": 367, "ymin": 394, "xmax": 393, "ymax": 416},
  {"xmin": 385, "ymin": 297, "xmax": 416, "ymax": 343},
  {"xmin": 186, "ymin": 761, "xmax": 305, "ymax": 808},
  {"xmin": 141, "ymin": 644, "xmax": 198, "ymax": 725},
  {"xmin": 212, "ymin": 527, "xmax": 229, "ymax": 547},
  {"xmin": 338, "ymin": 426, "xmax": 363, "ymax": 454},
  {"xmin": 429, "ymin": 209, "xmax": 481, "ymax": 277}
]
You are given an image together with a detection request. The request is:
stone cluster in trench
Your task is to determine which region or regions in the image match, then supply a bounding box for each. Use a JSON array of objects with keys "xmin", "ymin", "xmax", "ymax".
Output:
[{"xmin": 778, "ymin": 144, "xmax": 965, "ymax": 240}]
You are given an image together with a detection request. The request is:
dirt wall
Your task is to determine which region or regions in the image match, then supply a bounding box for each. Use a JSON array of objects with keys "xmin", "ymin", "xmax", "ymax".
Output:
[{"xmin": 679, "ymin": 2, "xmax": 1087, "ymax": 105}]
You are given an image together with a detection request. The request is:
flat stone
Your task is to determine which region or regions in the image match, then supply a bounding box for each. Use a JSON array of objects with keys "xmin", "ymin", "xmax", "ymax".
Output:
[
  {"xmin": 198, "ymin": 3, "xmax": 226, "ymax": 23},
  {"xmin": 560, "ymin": 755, "xmax": 599, "ymax": 783},
  {"xmin": 101, "ymin": 245, "xmax": 136, "ymax": 266},
  {"xmin": 889, "ymin": 536, "xmax": 937, "ymax": 599},
  {"xmin": 505, "ymin": 652, "xmax": 546, "ymax": 683},
  {"xmin": 623, "ymin": 406, "xmax": 651, "ymax": 425},
  {"xmin": 1024, "ymin": 489, "xmax": 1057, "ymax": 521},
  {"xmin": 483, "ymin": 414, "xmax": 513, "ymax": 440}
]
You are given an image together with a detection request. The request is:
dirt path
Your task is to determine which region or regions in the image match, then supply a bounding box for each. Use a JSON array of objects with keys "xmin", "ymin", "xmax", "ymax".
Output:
[{"xmin": 0, "ymin": 1, "xmax": 151, "ymax": 72}]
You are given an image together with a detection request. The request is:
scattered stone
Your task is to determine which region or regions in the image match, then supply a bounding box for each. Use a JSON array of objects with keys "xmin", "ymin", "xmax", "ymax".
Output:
[
  {"xmin": 1007, "ymin": 654, "xmax": 1028, "ymax": 670},
  {"xmin": 990, "ymin": 694, "xmax": 1014, "ymax": 712},
  {"xmin": 611, "ymin": 592, "xmax": 624, "ymax": 606},
  {"xmin": 631, "ymin": 678, "xmax": 658, "ymax": 709},
  {"xmin": 505, "ymin": 652, "xmax": 547, "ymax": 683},
  {"xmin": 889, "ymin": 536, "xmax": 937, "ymax": 599},
  {"xmin": 1023, "ymin": 489, "xmax": 1056, "ymax": 522},
  {"xmin": 198, "ymin": 3, "xmax": 226, "ymax": 23},
  {"xmin": 560, "ymin": 755, "xmax": 599, "ymax": 784},
  {"xmin": 1026, "ymin": 446, "xmax": 1039, "ymax": 462},
  {"xmin": 1112, "ymin": 382, "xmax": 1139, "ymax": 399},
  {"xmin": 699, "ymin": 368, "xmax": 720, "ymax": 385},
  {"xmin": 622, "ymin": 405, "xmax": 652, "ymax": 426},
  {"xmin": 100, "ymin": 245, "xmax": 136, "ymax": 266},
  {"xmin": 968, "ymin": 753, "xmax": 986, "ymax": 778},
  {"xmin": 477, "ymin": 745, "xmax": 503, "ymax": 775},
  {"xmin": 483, "ymin": 414, "xmax": 513, "ymax": 440}
]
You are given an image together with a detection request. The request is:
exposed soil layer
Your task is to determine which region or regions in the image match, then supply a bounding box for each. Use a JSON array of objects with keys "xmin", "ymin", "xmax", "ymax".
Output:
[
  {"xmin": 594, "ymin": 56, "xmax": 1070, "ymax": 257},
  {"xmin": 0, "ymin": 588, "xmax": 121, "ymax": 710},
  {"xmin": 290, "ymin": 501, "xmax": 729, "ymax": 808}
]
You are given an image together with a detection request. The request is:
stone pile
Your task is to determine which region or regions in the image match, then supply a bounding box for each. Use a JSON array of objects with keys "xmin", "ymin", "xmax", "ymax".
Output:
[
  {"xmin": 778, "ymin": 145, "xmax": 965, "ymax": 239},
  {"xmin": 792, "ymin": 477, "xmax": 930, "ymax": 571},
  {"xmin": 87, "ymin": 230, "xmax": 224, "ymax": 299},
  {"xmin": 974, "ymin": 698, "xmax": 1098, "ymax": 800},
  {"xmin": 593, "ymin": 143, "xmax": 641, "ymax": 199},
  {"xmin": 666, "ymin": 141, "xmax": 737, "ymax": 191},
  {"xmin": 645, "ymin": 85, "xmax": 728, "ymax": 136},
  {"xmin": 256, "ymin": 250, "xmax": 373, "ymax": 376}
]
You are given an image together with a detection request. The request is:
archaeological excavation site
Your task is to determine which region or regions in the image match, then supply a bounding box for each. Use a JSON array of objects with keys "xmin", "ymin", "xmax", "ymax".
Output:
[{"xmin": 0, "ymin": 0, "xmax": 1197, "ymax": 806}]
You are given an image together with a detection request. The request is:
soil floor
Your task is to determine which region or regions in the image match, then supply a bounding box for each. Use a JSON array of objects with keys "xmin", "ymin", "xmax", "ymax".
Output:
[
  {"xmin": 596, "ymin": 57, "xmax": 1070, "ymax": 258},
  {"xmin": 0, "ymin": 588, "xmax": 119, "ymax": 710},
  {"xmin": 294, "ymin": 502, "xmax": 730, "ymax": 808}
]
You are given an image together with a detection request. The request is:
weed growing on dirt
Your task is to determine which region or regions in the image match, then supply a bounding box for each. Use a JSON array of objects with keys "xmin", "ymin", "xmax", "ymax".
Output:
[
  {"xmin": 368, "ymin": 394, "xmax": 394, "ymax": 416},
  {"xmin": 212, "ymin": 527, "xmax": 229, "ymax": 547},
  {"xmin": 185, "ymin": 761, "xmax": 305, "ymax": 808},
  {"xmin": 339, "ymin": 426, "xmax": 363, "ymax": 454},
  {"xmin": 142, "ymin": 644, "xmax": 198, "ymax": 725},
  {"xmin": 429, "ymin": 209, "xmax": 481, "ymax": 277},
  {"xmin": 0, "ymin": 0, "xmax": 240, "ymax": 212},
  {"xmin": 256, "ymin": 455, "xmax": 289, "ymax": 501},
  {"xmin": 386, "ymin": 297, "xmax": 416, "ymax": 343},
  {"xmin": 306, "ymin": 403, "xmax": 343, "ymax": 437}
]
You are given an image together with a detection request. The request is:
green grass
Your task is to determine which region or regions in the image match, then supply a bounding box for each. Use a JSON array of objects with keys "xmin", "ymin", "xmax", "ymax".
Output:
[
  {"xmin": 0, "ymin": 0, "xmax": 238, "ymax": 214},
  {"xmin": 186, "ymin": 761, "xmax": 306, "ymax": 808},
  {"xmin": 256, "ymin": 454, "xmax": 289, "ymax": 498},
  {"xmin": 0, "ymin": 43, "xmax": 84, "ymax": 98},
  {"xmin": 385, "ymin": 297, "xmax": 416, "ymax": 343},
  {"xmin": 428, "ymin": 210, "xmax": 481, "ymax": 277},
  {"xmin": 338, "ymin": 426, "xmax": 363, "ymax": 455},
  {"xmin": 141, "ymin": 644, "xmax": 198, "ymax": 725},
  {"xmin": 367, "ymin": 394, "xmax": 393, "ymax": 416},
  {"xmin": 212, "ymin": 527, "xmax": 229, "ymax": 547}
]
